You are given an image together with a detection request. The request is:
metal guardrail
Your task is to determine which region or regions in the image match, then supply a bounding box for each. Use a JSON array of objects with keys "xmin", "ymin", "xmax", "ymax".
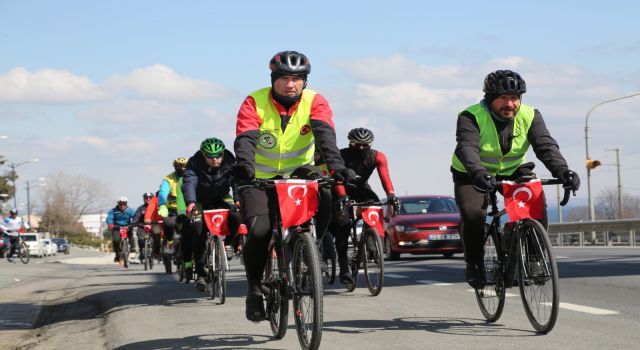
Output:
[{"xmin": 547, "ymin": 219, "xmax": 640, "ymax": 247}]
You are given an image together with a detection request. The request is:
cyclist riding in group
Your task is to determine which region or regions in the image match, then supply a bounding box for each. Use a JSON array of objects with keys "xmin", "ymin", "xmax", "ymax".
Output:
[
  {"xmin": 330, "ymin": 127, "xmax": 399, "ymax": 288},
  {"xmin": 132, "ymin": 192, "xmax": 155, "ymax": 261},
  {"xmin": 182, "ymin": 137, "xmax": 240, "ymax": 292},
  {"xmin": 106, "ymin": 197, "xmax": 136, "ymax": 263},
  {"xmin": 157, "ymin": 158, "xmax": 188, "ymax": 249},
  {"xmin": 233, "ymin": 50, "xmax": 355, "ymax": 322},
  {"xmin": 143, "ymin": 191, "xmax": 164, "ymax": 262},
  {"xmin": 1, "ymin": 208, "xmax": 30, "ymax": 262},
  {"xmin": 450, "ymin": 69, "xmax": 580, "ymax": 289}
]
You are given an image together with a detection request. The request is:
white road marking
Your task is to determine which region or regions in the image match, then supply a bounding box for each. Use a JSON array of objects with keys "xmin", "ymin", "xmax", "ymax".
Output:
[
  {"xmin": 13, "ymin": 279, "xmax": 20, "ymax": 282},
  {"xmin": 385, "ymin": 273, "xmax": 409, "ymax": 279},
  {"xmin": 418, "ymin": 280, "xmax": 453, "ymax": 286},
  {"xmin": 466, "ymin": 289, "xmax": 518, "ymax": 297},
  {"xmin": 556, "ymin": 302, "xmax": 619, "ymax": 315}
]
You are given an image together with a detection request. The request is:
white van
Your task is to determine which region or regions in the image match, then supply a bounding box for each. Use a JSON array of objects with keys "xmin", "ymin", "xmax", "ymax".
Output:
[{"xmin": 20, "ymin": 233, "xmax": 45, "ymax": 257}]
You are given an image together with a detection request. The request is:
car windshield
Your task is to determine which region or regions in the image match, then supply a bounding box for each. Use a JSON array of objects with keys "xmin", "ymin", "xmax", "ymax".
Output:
[
  {"xmin": 53, "ymin": 239, "xmax": 65, "ymax": 244},
  {"xmin": 22, "ymin": 236, "xmax": 37, "ymax": 241},
  {"xmin": 399, "ymin": 198, "xmax": 458, "ymax": 215}
]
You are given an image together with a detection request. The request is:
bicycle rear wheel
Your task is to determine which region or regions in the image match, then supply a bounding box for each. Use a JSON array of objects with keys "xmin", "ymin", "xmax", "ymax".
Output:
[
  {"xmin": 475, "ymin": 225, "xmax": 505, "ymax": 322},
  {"xmin": 518, "ymin": 219, "xmax": 559, "ymax": 334},
  {"xmin": 215, "ymin": 237, "xmax": 226, "ymax": 304},
  {"xmin": 292, "ymin": 230, "xmax": 323, "ymax": 350},
  {"xmin": 19, "ymin": 243, "xmax": 30, "ymax": 264},
  {"xmin": 363, "ymin": 228, "xmax": 384, "ymax": 296},
  {"xmin": 265, "ymin": 242, "xmax": 288, "ymax": 339}
]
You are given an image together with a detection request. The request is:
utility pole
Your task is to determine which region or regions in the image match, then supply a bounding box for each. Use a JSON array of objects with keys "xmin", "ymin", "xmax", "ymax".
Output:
[{"xmin": 605, "ymin": 148, "xmax": 623, "ymax": 219}]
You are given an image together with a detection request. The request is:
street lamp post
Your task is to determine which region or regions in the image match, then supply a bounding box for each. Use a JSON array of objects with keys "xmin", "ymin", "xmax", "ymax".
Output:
[
  {"xmin": 25, "ymin": 178, "xmax": 46, "ymax": 228},
  {"xmin": 585, "ymin": 92, "xmax": 640, "ymax": 221},
  {"xmin": 7, "ymin": 158, "xmax": 39, "ymax": 209}
]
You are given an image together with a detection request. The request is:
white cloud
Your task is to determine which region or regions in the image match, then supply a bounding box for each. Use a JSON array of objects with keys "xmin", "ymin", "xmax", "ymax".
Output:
[
  {"xmin": 0, "ymin": 67, "xmax": 106, "ymax": 102},
  {"xmin": 103, "ymin": 64, "xmax": 231, "ymax": 101},
  {"xmin": 76, "ymin": 98, "xmax": 189, "ymax": 125}
]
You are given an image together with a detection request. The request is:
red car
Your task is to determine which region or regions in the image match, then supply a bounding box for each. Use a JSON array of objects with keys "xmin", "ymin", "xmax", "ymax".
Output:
[{"xmin": 383, "ymin": 195, "xmax": 463, "ymax": 260}]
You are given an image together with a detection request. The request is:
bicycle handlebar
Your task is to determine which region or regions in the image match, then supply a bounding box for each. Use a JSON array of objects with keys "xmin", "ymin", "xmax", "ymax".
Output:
[
  {"xmin": 241, "ymin": 176, "xmax": 336, "ymax": 190},
  {"xmin": 494, "ymin": 177, "xmax": 574, "ymax": 206}
]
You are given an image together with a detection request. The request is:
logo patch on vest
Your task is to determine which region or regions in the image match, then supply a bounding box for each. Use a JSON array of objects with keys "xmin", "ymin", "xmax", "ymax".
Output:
[
  {"xmin": 300, "ymin": 124, "xmax": 311, "ymax": 135},
  {"xmin": 258, "ymin": 131, "xmax": 277, "ymax": 149}
]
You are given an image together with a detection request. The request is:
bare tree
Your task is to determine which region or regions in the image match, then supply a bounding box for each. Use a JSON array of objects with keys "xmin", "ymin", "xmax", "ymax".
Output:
[
  {"xmin": 39, "ymin": 172, "xmax": 111, "ymax": 233},
  {"xmin": 595, "ymin": 187, "xmax": 640, "ymax": 220}
]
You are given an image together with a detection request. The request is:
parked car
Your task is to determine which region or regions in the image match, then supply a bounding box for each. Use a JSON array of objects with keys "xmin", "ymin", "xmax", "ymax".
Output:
[
  {"xmin": 41, "ymin": 238, "xmax": 58, "ymax": 256},
  {"xmin": 383, "ymin": 195, "xmax": 463, "ymax": 260},
  {"xmin": 52, "ymin": 238, "xmax": 70, "ymax": 254},
  {"xmin": 20, "ymin": 233, "xmax": 45, "ymax": 257}
]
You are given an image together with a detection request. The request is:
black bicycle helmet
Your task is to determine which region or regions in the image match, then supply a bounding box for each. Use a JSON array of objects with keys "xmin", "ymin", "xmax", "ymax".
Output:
[
  {"xmin": 483, "ymin": 70, "xmax": 527, "ymax": 95},
  {"xmin": 143, "ymin": 192, "xmax": 154, "ymax": 200},
  {"xmin": 269, "ymin": 51, "xmax": 311, "ymax": 76},
  {"xmin": 348, "ymin": 127, "xmax": 375, "ymax": 144}
]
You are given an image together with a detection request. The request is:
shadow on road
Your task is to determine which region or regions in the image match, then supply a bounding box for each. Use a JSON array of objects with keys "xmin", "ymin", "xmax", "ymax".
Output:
[{"xmin": 114, "ymin": 333, "xmax": 282, "ymax": 350}]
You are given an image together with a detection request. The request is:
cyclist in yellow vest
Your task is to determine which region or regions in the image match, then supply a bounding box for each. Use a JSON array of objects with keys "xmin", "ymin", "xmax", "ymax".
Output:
[
  {"xmin": 451, "ymin": 70, "xmax": 580, "ymax": 289},
  {"xmin": 233, "ymin": 50, "xmax": 355, "ymax": 322},
  {"xmin": 156, "ymin": 158, "xmax": 187, "ymax": 258}
]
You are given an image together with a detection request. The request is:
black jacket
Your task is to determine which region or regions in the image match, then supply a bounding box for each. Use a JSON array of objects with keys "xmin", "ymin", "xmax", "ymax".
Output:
[
  {"xmin": 182, "ymin": 150, "xmax": 237, "ymax": 207},
  {"xmin": 453, "ymin": 101, "xmax": 569, "ymax": 179}
]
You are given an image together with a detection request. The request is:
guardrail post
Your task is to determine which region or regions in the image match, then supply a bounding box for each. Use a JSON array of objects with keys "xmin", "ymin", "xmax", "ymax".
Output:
[
  {"xmin": 631, "ymin": 230, "xmax": 636, "ymax": 247},
  {"xmin": 579, "ymin": 231, "xmax": 584, "ymax": 246}
]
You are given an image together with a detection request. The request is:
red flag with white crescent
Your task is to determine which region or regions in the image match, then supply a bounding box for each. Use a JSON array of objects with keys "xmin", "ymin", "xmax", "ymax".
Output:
[
  {"xmin": 361, "ymin": 206, "xmax": 384, "ymax": 237},
  {"xmin": 502, "ymin": 180, "xmax": 544, "ymax": 222},
  {"xmin": 203, "ymin": 209, "xmax": 229, "ymax": 236},
  {"xmin": 275, "ymin": 180, "xmax": 319, "ymax": 228}
]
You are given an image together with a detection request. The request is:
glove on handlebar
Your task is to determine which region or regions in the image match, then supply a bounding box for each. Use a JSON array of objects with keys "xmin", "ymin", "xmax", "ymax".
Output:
[
  {"xmin": 157, "ymin": 205, "xmax": 169, "ymax": 218},
  {"xmin": 472, "ymin": 170, "xmax": 496, "ymax": 193},
  {"xmin": 558, "ymin": 169, "xmax": 580, "ymax": 191},
  {"xmin": 332, "ymin": 168, "xmax": 357, "ymax": 183}
]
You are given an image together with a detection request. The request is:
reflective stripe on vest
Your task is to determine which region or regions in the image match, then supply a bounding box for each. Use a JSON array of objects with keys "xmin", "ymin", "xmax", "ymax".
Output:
[
  {"xmin": 251, "ymin": 87, "xmax": 316, "ymax": 179},
  {"xmin": 451, "ymin": 103, "xmax": 534, "ymax": 176},
  {"xmin": 163, "ymin": 172, "xmax": 180, "ymax": 210}
]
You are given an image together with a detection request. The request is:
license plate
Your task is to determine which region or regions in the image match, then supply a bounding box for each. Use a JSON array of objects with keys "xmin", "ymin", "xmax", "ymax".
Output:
[{"xmin": 429, "ymin": 233, "xmax": 460, "ymax": 240}]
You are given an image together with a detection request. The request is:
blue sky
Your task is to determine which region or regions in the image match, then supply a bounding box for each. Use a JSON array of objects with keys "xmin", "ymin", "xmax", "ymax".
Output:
[{"xmin": 1, "ymin": 0, "xmax": 640, "ymax": 212}]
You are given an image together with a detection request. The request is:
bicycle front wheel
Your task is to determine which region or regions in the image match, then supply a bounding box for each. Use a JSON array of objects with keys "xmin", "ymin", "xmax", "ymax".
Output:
[
  {"xmin": 215, "ymin": 237, "xmax": 226, "ymax": 304},
  {"xmin": 265, "ymin": 242, "xmax": 288, "ymax": 339},
  {"xmin": 363, "ymin": 229, "xmax": 384, "ymax": 296},
  {"xmin": 122, "ymin": 240, "xmax": 129, "ymax": 268},
  {"xmin": 475, "ymin": 225, "xmax": 505, "ymax": 322},
  {"xmin": 292, "ymin": 231, "xmax": 323, "ymax": 350},
  {"xmin": 518, "ymin": 219, "xmax": 559, "ymax": 334},
  {"xmin": 207, "ymin": 239, "xmax": 215, "ymax": 300},
  {"xmin": 20, "ymin": 243, "xmax": 30, "ymax": 264},
  {"xmin": 146, "ymin": 239, "xmax": 153, "ymax": 270}
]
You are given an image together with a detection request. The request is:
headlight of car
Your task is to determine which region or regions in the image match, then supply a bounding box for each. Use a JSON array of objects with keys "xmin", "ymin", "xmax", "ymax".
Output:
[{"xmin": 394, "ymin": 225, "xmax": 418, "ymax": 233}]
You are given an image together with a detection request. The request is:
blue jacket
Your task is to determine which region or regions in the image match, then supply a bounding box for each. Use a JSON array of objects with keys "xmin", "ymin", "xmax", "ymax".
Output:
[{"xmin": 106, "ymin": 206, "xmax": 135, "ymax": 227}]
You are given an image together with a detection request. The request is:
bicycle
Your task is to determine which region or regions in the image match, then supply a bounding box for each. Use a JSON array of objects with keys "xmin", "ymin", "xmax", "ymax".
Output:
[
  {"xmin": 247, "ymin": 177, "xmax": 331, "ymax": 350},
  {"xmin": 343, "ymin": 199, "xmax": 389, "ymax": 296},
  {"xmin": 18, "ymin": 239, "xmax": 30, "ymax": 264},
  {"xmin": 193, "ymin": 208, "xmax": 229, "ymax": 304},
  {"xmin": 142, "ymin": 225, "xmax": 155, "ymax": 271},
  {"xmin": 117, "ymin": 226, "xmax": 131, "ymax": 268},
  {"xmin": 474, "ymin": 177, "xmax": 573, "ymax": 334}
]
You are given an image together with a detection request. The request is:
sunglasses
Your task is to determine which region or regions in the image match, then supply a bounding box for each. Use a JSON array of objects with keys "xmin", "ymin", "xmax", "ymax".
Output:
[
  {"xmin": 204, "ymin": 152, "xmax": 223, "ymax": 159},
  {"xmin": 350, "ymin": 142, "xmax": 371, "ymax": 149}
]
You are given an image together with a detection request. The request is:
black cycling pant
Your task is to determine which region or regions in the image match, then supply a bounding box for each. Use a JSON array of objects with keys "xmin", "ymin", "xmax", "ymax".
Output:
[
  {"xmin": 8, "ymin": 236, "xmax": 19, "ymax": 257},
  {"xmin": 163, "ymin": 212, "xmax": 178, "ymax": 242},
  {"xmin": 331, "ymin": 186, "xmax": 380, "ymax": 272},
  {"xmin": 111, "ymin": 227, "xmax": 134, "ymax": 258},
  {"xmin": 240, "ymin": 165, "xmax": 333, "ymax": 296},
  {"xmin": 453, "ymin": 166, "xmax": 548, "ymax": 263}
]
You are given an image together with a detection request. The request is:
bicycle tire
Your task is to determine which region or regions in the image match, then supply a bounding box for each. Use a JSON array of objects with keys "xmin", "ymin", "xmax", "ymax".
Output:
[
  {"xmin": 363, "ymin": 228, "xmax": 384, "ymax": 296},
  {"xmin": 292, "ymin": 230, "xmax": 323, "ymax": 350},
  {"xmin": 207, "ymin": 239, "xmax": 215, "ymax": 300},
  {"xmin": 19, "ymin": 242, "xmax": 30, "ymax": 264},
  {"xmin": 238, "ymin": 235, "xmax": 246, "ymax": 265},
  {"xmin": 265, "ymin": 242, "xmax": 288, "ymax": 339},
  {"xmin": 347, "ymin": 231, "xmax": 359, "ymax": 292},
  {"xmin": 163, "ymin": 254, "xmax": 172, "ymax": 274},
  {"xmin": 322, "ymin": 232, "xmax": 337, "ymax": 285},
  {"xmin": 517, "ymin": 219, "xmax": 559, "ymax": 334},
  {"xmin": 475, "ymin": 224, "xmax": 505, "ymax": 322},
  {"xmin": 146, "ymin": 239, "xmax": 154, "ymax": 270},
  {"xmin": 215, "ymin": 237, "xmax": 226, "ymax": 304},
  {"xmin": 122, "ymin": 239, "xmax": 129, "ymax": 268}
]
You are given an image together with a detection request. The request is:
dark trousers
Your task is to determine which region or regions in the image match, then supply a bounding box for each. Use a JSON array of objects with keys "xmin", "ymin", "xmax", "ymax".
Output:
[
  {"xmin": 453, "ymin": 167, "xmax": 548, "ymax": 263},
  {"xmin": 8, "ymin": 236, "xmax": 19, "ymax": 257}
]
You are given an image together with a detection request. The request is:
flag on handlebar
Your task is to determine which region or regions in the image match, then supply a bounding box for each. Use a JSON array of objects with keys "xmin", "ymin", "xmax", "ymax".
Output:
[
  {"xmin": 203, "ymin": 209, "xmax": 229, "ymax": 236},
  {"xmin": 361, "ymin": 206, "xmax": 384, "ymax": 237},
  {"xmin": 503, "ymin": 180, "xmax": 544, "ymax": 222},
  {"xmin": 275, "ymin": 180, "xmax": 319, "ymax": 228}
]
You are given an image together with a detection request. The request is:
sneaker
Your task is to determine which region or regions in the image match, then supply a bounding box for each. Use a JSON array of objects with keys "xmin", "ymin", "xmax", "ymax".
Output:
[
  {"xmin": 113, "ymin": 256, "xmax": 119, "ymax": 263},
  {"xmin": 465, "ymin": 262, "xmax": 485, "ymax": 289},
  {"xmin": 339, "ymin": 269, "xmax": 354, "ymax": 289},
  {"xmin": 195, "ymin": 277, "xmax": 207, "ymax": 292},
  {"xmin": 245, "ymin": 294, "xmax": 266, "ymax": 322}
]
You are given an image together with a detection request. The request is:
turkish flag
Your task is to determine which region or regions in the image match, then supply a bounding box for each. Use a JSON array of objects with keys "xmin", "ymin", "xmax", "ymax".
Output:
[
  {"xmin": 203, "ymin": 209, "xmax": 229, "ymax": 236},
  {"xmin": 502, "ymin": 180, "xmax": 544, "ymax": 222},
  {"xmin": 275, "ymin": 180, "xmax": 319, "ymax": 228},
  {"xmin": 361, "ymin": 206, "xmax": 384, "ymax": 237}
]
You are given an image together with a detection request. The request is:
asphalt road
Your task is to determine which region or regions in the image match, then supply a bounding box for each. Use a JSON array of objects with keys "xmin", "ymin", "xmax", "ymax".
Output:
[{"xmin": 0, "ymin": 247, "xmax": 638, "ymax": 350}]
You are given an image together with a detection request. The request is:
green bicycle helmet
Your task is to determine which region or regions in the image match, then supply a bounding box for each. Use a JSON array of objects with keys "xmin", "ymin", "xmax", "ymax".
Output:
[{"xmin": 200, "ymin": 137, "xmax": 226, "ymax": 158}]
